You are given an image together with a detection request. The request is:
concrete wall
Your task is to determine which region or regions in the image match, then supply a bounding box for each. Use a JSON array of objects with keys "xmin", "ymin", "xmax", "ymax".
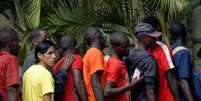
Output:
[{"xmin": 192, "ymin": 7, "xmax": 201, "ymax": 66}]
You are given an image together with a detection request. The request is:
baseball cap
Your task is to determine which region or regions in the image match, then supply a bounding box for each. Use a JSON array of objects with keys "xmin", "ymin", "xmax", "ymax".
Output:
[{"xmin": 134, "ymin": 23, "xmax": 161, "ymax": 38}]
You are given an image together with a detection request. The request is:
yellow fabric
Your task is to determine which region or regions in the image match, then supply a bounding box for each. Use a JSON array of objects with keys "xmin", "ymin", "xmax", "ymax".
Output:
[{"xmin": 22, "ymin": 64, "xmax": 54, "ymax": 101}]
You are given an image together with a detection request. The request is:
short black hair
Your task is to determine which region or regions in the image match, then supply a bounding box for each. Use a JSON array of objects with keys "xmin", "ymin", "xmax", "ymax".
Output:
[
  {"xmin": 31, "ymin": 28, "xmax": 47, "ymax": 40},
  {"xmin": 35, "ymin": 40, "xmax": 56, "ymax": 63},
  {"xmin": 0, "ymin": 30, "xmax": 17, "ymax": 48},
  {"xmin": 84, "ymin": 27, "xmax": 101, "ymax": 45},
  {"xmin": 170, "ymin": 23, "xmax": 187, "ymax": 40},
  {"xmin": 143, "ymin": 16, "xmax": 160, "ymax": 30},
  {"xmin": 110, "ymin": 32, "xmax": 129, "ymax": 47},
  {"xmin": 60, "ymin": 35, "xmax": 77, "ymax": 51}
]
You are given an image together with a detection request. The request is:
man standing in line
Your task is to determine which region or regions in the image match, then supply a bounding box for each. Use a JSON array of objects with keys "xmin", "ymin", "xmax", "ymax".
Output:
[
  {"xmin": 134, "ymin": 23, "xmax": 180, "ymax": 101},
  {"xmin": 53, "ymin": 35, "xmax": 87, "ymax": 101},
  {"xmin": 104, "ymin": 32, "xmax": 143, "ymax": 101},
  {"xmin": 0, "ymin": 30, "xmax": 20, "ymax": 101},
  {"xmin": 83, "ymin": 27, "xmax": 106, "ymax": 101},
  {"xmin": 170, "ymin": 23, "xmax": 194, "ymax": 101},
  {"xmin": 126, "ymin": 29, "xmax": 158, "ymax": 101}
]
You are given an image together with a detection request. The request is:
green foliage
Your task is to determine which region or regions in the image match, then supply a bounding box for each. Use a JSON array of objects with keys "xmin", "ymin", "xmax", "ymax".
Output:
[
  {"xmin": 0, "ymin": 0, "xmax": 201, "ymax": 63},
  {"xmin": 23, "ymin": 0, "xmax": 41, "ymax": 29}
]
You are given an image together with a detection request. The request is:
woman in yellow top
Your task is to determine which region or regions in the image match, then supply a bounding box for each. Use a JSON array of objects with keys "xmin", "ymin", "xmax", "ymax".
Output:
[{"xmin": 22, "ymin": 40, "xmax": 57, "ymax": 101}]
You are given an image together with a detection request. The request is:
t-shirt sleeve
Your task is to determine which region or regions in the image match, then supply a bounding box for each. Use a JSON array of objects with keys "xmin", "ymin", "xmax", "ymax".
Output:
[
  {"xmin": 106, "ymin": 61, "xmax": 121, "ymax": 83},
  {"xmin": 40, "ymin": 71, "xmax": 54, "ymax": 96},
  {"xmin": 177, "ymin": 50, "xmax": 192, "ymax": 78},
  {"xmin": 89, "ymin": 50, "xmax": 104, "ymax": 75},
  {"xmin": 72, "ymin": 55, "xmax": 83, "ymax": 70},
  {"xmin": 143, "ymin": 57, "xmax": 157, "ymax": 89},
  {"xmin": 6, "ymin": 57, "xmax": 20, "ymax": 87}
]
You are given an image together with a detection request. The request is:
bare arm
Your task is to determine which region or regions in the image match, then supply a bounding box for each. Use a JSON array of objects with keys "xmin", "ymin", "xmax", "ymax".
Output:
[
  {"xmin": 146, "ymin": 89, "xmax": 155, "ymax": 101},
  {"xmin": 72, "ymin": 69, "xmax": 87, "ymax": 101},
  {"xmin": 180, "ymin": 79, "xmax": 194, "ymax": 101},
  {"xmin": 166, "ymin": 70, "xmax": 180, "ymax": 101},
  {"xmin": 7, "ymin": 84, "xmax": 19, "ymax": 101},
  {"xmin": 8, "ymin": 87, "xmax": 17, "ymax": 101},
  {"xmin": 104, "ymin": 77, "xmax": 143, "ymax": 96},
  {"xmin": 43, "ymin": 93, "xmax": 53, "ymax": 101},
  {"xmin": 91, "ymin": 72, "xmax": 104, "ymax": 101}
]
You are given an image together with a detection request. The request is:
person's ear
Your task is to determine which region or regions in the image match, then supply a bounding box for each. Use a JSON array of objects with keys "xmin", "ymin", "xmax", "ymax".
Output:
[
  {"xmin": 32, "ymin": 39, "xmax": 38, "ymax": 46},
  {"xmin": 37, "ymin": 53, "xmax": 43, "ymax": 60},
  {"xmin": 141, "ymin": 36, "xmax": 147, "ymax": 42}
]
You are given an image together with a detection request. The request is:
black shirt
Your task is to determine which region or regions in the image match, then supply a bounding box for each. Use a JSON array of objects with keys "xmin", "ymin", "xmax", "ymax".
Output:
[{"xmin": 126, "ymin": 48, "xmax": 158, "ymax": 101}]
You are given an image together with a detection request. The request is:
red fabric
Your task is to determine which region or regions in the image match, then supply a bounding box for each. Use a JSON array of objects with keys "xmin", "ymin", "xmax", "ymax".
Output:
[
  {"xmin": 105, "ymin": 56, "xmax": 129, "ymax": 101},
  {"xmin": 148, "ymin": 44, "xmax": 175, "ymax": 101},
  {"xmin": 0, "ymin": 51, "xmax": 20, "ymax": 101},
  {"xmin": 53, "ymin": 53, "xmax": 83, "ymax": 101}
]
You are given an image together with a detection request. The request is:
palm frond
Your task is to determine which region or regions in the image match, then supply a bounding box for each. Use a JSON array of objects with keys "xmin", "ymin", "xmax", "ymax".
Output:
[
  {"xmin": 23, "ymin": 0, "xmax": 41, "ymax": 29},
  {"xmin": 192, "ymin": 0, "xmax": 201, "ymax": 8},
  {"xmin": 0, "ymin": 1, "xmax": 16, "ymax": 20},
  {"xmin": 44, "ymin": 0, "xmax": 98, "ymax": 50},
  {"xmin": 146, "ymin": 0, "xmax": 184, "ymax": 23},
  {"xmin": 11, "ymin": 22, "xmax": 31, "ymax": 64},
  {"xmin": 177, "ymin": 0, "xmax": 201, "ymax": 21}
]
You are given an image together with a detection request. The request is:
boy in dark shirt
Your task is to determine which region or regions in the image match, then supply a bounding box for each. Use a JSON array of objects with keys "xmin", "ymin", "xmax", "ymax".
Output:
[{"xmin": 126, "ymin": 39, "xmax": 157, "ymax": 101}]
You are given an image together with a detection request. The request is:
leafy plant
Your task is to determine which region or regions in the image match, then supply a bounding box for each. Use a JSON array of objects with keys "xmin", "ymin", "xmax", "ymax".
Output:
[{"xmin": 0, "ymin": 0, "xmax": 201, "ymax": 62}]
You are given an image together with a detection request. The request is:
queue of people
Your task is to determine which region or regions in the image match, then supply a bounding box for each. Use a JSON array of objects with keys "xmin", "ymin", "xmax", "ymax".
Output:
[{"xmin": 0, "ymin": 16, "xmax": 200, "ymax": 101}]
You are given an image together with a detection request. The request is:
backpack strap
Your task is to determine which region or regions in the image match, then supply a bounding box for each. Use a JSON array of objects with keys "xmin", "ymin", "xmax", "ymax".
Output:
[{"xmin": 173, "ymin": 46, "xmax": 188, "ymax": 55}]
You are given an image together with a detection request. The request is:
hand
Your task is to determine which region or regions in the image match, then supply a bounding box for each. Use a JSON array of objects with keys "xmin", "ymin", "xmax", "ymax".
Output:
[
  {"xmin": 63, "ymin": 53, "xmax": 74, "ymax": 70},
  {"xmin": 131, "ymin": 76, "xmax": 143, "ymax": 85}
]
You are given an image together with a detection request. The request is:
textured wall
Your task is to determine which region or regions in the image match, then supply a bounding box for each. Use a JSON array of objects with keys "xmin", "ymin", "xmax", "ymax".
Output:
[{"xmin": 192, "ymin": 7, "xmax": 201, "ymax": 66}]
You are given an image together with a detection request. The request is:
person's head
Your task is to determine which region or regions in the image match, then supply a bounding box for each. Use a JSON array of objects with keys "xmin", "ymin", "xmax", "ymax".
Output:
[
  {"xmin": 110, "ymin": 32, "xmax": 129, "ymax": 57},
  {"xmin": 35, "ymin": 40, "xmax": 56, "ymax": 68},
  {"xmin": 31, "ymin": 28, "xmax": 49, "ymax": 48},
  {"xmin": 60, "ymin": 35, "xmax": 78, "ymax": 54},
  {"xmin": 143, "ymin": 16, "xmax": 161, "ymax": 32},
  {"xmin": 84, "ymin": 27, "xmax": 105, "ymax": 49},
  {"xmin": 134, "ymin": 23, "xmax": 161, "ymax": 48},
  {"xmin": 170, "ymin": 23, "xmax": 187, "ymax": 41},
  {"xmin": 0, "ymin": 30, "xmax": 20, "ymax": 56}
]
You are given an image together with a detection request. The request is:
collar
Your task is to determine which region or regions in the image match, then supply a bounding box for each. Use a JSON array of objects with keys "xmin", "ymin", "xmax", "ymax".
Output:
[
  {"xmin": 172, "ymin": 40, "xmax": 183, "ymax": 49},
  {"xmin": 0, "ymin": 51, "xmax": 9, "ymax": 56}
]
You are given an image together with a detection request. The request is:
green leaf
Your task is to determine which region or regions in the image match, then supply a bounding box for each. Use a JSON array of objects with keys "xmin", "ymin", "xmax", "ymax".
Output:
[{"xmin": 23, "ymin": 0, "xmax": 41, "ymax": 29}]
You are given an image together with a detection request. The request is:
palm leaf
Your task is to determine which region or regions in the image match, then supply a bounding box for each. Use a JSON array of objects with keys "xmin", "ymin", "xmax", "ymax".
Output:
[
  {"xmin": 146, "ymin": 0, "xmax": 184, "ymax": 23},
  {"xmin": 23, "ymin": 0, "xmax": 41, "ymax": 29},
  {"xmin": 44, "ymin": 0, "xmax": 98, "ymax": 52}
]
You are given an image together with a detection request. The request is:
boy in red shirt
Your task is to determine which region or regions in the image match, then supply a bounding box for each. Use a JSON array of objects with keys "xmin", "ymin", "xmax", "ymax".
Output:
[
  {"xmin": 53, "ymin": 35, "xmax": 87, "ymax": 101},
  {"xmin": 0, "ymin": 30, "xmax": 20, "ymax": 101},
  {"xmin": 104, "ymin": 32, "xmax": 143, "ymax": 101}
]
